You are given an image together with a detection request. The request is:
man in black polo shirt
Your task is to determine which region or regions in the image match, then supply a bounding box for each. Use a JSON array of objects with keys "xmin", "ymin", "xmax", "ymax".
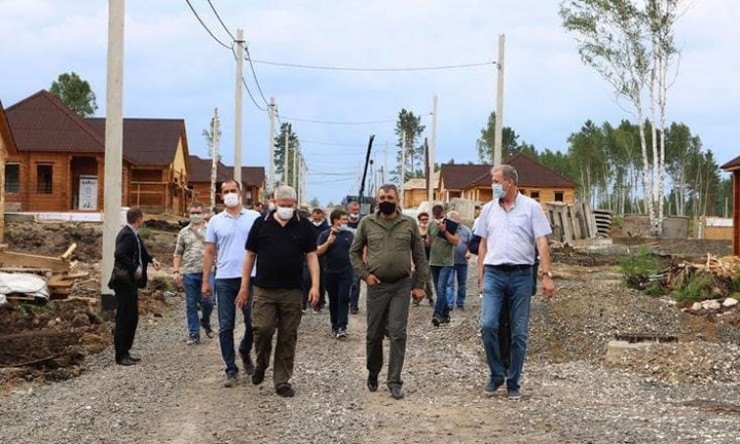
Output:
[
  {"xmin": 316, "ymin": 208, "xmax": 354, "ymax": 339},
  {"xmin": 236, "ymin": 185, "xmax": 320, "ymax": 398}
]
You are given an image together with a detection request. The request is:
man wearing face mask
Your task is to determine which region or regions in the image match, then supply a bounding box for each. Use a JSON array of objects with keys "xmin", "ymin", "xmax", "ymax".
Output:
[
  {"xmin": 202, "ymin": 180, "xmax": 261, "ymax": 388},
  {"xmin": 316, "ymin": 209, "xmax": 354, "ymax": 339},
  {"xmin": 236, "ymin": 185, "xmax": 320, "ymax": 397},
  {"xmin": 350, "ymin": 184, "xmax": 428, "ymax": 400},
  {"xmin": 308, "ymin": 208, "xmax": 330, "ymax": 312},
  {"xmin": 475, "ymin": 164, "xmax": 555, "ymax": 401},
  {"xmin": 346, "ymin": 200, "xmax": 363, "ymax": 314},
  {"xmin": 427, "ymin": 204, "xmax": 460, "ymax": 327},
  {"xmin": 174, "ymin": 202, "xmax": 214, "ymax": 345}
]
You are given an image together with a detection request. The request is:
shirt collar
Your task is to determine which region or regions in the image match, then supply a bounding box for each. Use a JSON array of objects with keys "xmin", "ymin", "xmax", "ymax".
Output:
[{"xmin": 126, "ymin": 223, "xmax": 138, "ymax": 234}]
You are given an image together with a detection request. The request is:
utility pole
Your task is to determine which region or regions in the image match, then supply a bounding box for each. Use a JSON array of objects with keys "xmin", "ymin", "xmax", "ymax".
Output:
[
  {"xmin": 400, "ymin": 130, "xmax": 406, "ymax": 208},
  {"xmin": 268, "ymin": 97, "xmax": 275, "ymax": 193},
  {"xmin": 233, "ymin": 29, "xmax": 244, "ymax": 184},
  {"xmin": 283, "ymin": 127, "xmax": 289, "ymax": 185},
  {"xmin": 101, "ymin": 0, "xmax": 125, "ymax": 298},
  {"xmin": 428, "ymin": 95, "xmax": 438, "ymax": 203},
  {"xmin": 383, "ymin": 140, "xmax": 388, "ymax": 184},
  {"xmin": 494, "ymin": 34, "xmax": 505, "ymax": 166},
  {"xmin": 210, "ymin": 108, "xmax": 219, "ymax": 212},
  {"xmin": 293, "ymin": 144, "xmax": 298, "ymax": 190}
]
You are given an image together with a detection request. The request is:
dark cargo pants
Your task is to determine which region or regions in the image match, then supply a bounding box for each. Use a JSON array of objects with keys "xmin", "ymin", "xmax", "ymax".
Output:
[
  {"xmin": 366, "ymin": 276, "xmax": 412, "ymax": 388},
  {"xmin": 252, "ymin": 286, "xmax": 303, "ymax": 389}
]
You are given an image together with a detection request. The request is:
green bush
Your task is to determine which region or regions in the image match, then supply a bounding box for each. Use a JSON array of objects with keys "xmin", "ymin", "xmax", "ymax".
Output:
[
  {"xmin": 620, "ymin": 247, "xmax": 659, "ymax": 290},
  {"xmin": 675, "ymin": 275, "xmax": 714, "ymax": 302},
  {"xmin": 138, "ymin": 225, "xmax": 152, "ymax": 240}
]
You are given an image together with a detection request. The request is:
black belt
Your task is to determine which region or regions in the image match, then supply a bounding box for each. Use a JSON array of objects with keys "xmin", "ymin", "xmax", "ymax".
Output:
[{"xmin": 487, "ymin": 264, "xmax": 532, "ymax": 272}]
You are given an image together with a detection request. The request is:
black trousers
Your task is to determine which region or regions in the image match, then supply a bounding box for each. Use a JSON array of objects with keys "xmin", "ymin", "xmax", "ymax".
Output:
[{"xmin": 113, "ymin": 284, "xmax": 139, "ymax": 360}]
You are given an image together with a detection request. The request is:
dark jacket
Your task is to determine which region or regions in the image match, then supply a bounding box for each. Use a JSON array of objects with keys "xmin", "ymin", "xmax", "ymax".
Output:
[{"xmin": 110, "ymin": 225, "xmax": 153, "ymax": 289}]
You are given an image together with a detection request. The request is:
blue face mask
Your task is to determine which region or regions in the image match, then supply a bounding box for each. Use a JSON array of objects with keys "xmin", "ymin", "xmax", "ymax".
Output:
[{"xmin": 492, "ymin": 183, "xmax": 505, "ymax": 199}]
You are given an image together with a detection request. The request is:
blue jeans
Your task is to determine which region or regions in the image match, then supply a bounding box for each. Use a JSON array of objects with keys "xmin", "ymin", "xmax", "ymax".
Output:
[
  {"xmin": 480, "ymin": 266, "xmax": 533, "ymax": 391},
  {"xmin": 349, "ymin": 272, "xmax": 361, "ymax": 310},
  {"xmin": 430, "ymin": 265, "xmax": 453, "ymax": 319},
  {"xmin": 326, "ymin": 268, "xmax": 353, "ymax": 331},
  {"xmin": 183, "ymin": 273, "xmax": 214, "ymax": 338},
  {"xmin": 446, "ymin": 263, "xmax": 468, "ymax": 308},
  {"xmin": 216, "ymin": 278, "xmax": 253, "ymax": 376}
]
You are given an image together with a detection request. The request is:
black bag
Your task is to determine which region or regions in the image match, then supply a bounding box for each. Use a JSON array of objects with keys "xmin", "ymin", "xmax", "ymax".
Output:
[
  {"xmin": 109, "ymin": 265, "xmax": 132, "ymax": 287},
  {"xmin": 468, "ymin": 235, "xmax": 482, "ymax": 255}
]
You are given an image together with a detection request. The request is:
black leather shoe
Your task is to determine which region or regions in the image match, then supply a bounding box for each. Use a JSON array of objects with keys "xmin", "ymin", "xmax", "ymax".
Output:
[
  {"xmin": 367, "ymin": 373, "xmax": 378, "ymax": 392},
  {"xmin": 276, "ymin": 385, "xmax": 295, "ymax": 398},
  {"xmin": 116, "ymin": 357, "xmax": 137, "ymax": 366},
  {"xmin": 127, "ymin": 353, "xmax": 141, "ymax": 362},
  {"xmin": 240, "ymin": 350, "xmax": 255, "ymax": 375},
  {"xmin": 389, "ymin": 386, "xmax": 405, "ymax": 400},
  {"xmin": 252, "ymin": 367, "xmax": 265, "ymax": 385}
]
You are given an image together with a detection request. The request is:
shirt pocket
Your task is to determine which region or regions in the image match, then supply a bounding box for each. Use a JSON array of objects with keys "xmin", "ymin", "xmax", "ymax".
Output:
[
  {"xmin": 368, "ymin": 232, "xmax": 386, "ymax": 251},
  {"xmin": 392, "ymin": 231, "xmax": 411, "ymax": 252}
]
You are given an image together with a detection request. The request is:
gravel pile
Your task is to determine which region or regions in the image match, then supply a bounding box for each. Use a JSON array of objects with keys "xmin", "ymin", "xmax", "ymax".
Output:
[{"xmin": 1, "ymin": 260, "xmax": 739, "ymax": 443}]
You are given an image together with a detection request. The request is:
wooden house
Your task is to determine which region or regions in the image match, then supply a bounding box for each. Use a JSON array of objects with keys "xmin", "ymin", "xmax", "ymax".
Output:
[
  {"xmin": 402, "ymin": 171, "xmax": 440, "ymax": 208},
  {"xmin": 460, "ymin": 153, "xmax": 577, "ymax": 206},
  {"xmin": 240, "ymin": 166, "xmax": 265, "ymax": 206},
  {"xmin": 438, "ymin": 164, "xmax": 491, "ymax": 202},
  {"xmin": 4, "ymin": 90, "xmax": 133, "ymax": 212},
  {"xmin": 0, "ymin": 100, "xmax": 19, "ymax": 243},
  {"xmin": 4, "ymin": 90, "xmax": 190, "ymax": 215},
  {"xmin": 86, "ymin": 117, "xmax": 190, "ymax": 215},
  {"xmin": 187, "ymin": 155, "xmax": 230, "ymax": 209},
  {"xmin": 721, "ymin": 155, "xmax": 740, "ymax": 255}
]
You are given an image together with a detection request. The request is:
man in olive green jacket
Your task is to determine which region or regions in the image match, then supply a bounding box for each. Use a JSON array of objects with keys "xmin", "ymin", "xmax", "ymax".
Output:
[{"xmin": 350, "ymin": 184, "xmax": 429, "ymax": 400}]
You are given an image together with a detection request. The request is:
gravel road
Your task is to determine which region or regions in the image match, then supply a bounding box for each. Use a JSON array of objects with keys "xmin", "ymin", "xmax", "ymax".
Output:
[{"xmin": 1, "ymin": 259, "xmax": 739, "ymax": 444}]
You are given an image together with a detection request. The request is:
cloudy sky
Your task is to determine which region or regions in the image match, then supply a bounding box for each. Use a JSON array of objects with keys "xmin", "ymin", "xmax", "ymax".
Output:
[{"xmin": 0, "ymin": 0, "xmax": 737, "ymax": 204}]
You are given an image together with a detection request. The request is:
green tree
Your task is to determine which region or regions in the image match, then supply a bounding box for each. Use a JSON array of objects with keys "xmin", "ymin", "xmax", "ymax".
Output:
[
  {"xmin": 49, "ymin": 72, "xmax": 98, "ymax": 117},
  {"xmin": 476, "ymin": 111, "xmax": 536, "ymax": 163},
  {"xmin": 566, "ymin": 120, "xmax": 608, "ymax": 206},
  {"xmin": 274, "ymin": 123, "xmax": 300, "ymax": 189},
  {"xmin": 309, "ymin": 197, "xmax": 321, "ymax": 209},
  {"xmin": 392, "ymin": 109, "xmax": 426, "ymax": 185}
]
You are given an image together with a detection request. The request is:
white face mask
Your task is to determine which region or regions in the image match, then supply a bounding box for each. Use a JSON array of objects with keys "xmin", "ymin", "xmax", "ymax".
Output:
[
  {"xmin": 339, "ymin": 223, "xmax": 348, "ymax": 231},
  {"xmin": 492, "ymin": 183, "xmax": 505, "ymax": 199},
  {"xmin": 277, "ymin": 206, "xmax": 295, "ymax": 220},
  {"xmin": 349, "ymin": 212, "xmax": 359, "ymax": 221},
  {"xmin": 268, "ymin": 202, "xmax": 276, "ymax": 211},
  {"xmin": 223, "ymin": 193, "xmax": 240, "ymax": 208},
  {"xmin": 313, "ymin": 220, "xmax": 323, "ymax": 227}
]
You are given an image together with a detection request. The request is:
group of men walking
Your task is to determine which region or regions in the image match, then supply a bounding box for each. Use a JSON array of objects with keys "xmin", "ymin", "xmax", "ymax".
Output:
[{"xmin": 109, "ymin": 163, "xmax": 556, "ymax": 401}]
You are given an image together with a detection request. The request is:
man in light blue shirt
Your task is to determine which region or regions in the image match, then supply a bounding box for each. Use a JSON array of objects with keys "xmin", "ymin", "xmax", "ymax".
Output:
[
  {"xmin": 202, "ymin": 179, "xmax": 260, "ymax": 387},
  {"xmin": 475, "ymin": 165, "xmax": 555, "ymax": 400}
]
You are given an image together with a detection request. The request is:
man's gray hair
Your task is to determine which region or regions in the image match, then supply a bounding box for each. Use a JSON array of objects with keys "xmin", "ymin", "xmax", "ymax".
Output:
[
  {"xmin": 275, "ymin": 185, "xmax": 297, "ymax": 201},
  {"xmin": 447, "ymin": 210, "xmax": 460, "ymax": 221},
  {"xmin": 492, "ymin": 164, "xmax": 519, "ymax": 185}
]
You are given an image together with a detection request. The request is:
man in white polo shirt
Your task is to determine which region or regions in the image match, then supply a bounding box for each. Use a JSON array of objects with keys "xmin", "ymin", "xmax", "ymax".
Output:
[
  {"xmin": 475, "ymin": 164, "xmax": 555, "ymax": 400},
  {"xmin": 202, "ymin": 179, "xmax": 261, "ymax": 387}
]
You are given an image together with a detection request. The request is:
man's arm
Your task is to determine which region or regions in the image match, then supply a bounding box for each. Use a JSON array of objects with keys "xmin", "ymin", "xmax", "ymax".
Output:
[
  {"xmin": 410, "ymin": 225, "xmax": 430, "ymax": 290},
  {"xmin": 201, "ymin": 242, "xmax": 216, "ymax": 298},
  {"xmin": 477, "ymin": 236, "xmax": 487, "ymax": 290},
  {"xmin": 316, "ymin": 231, "xmax": 334, "ymax": 256},
  {"xmin": 536, "ymin": 235, "xmax": 555, "ymax": 299},
  {"xmin": 349, "ymin": 221, "xmax": 369, "ymax": 280},
  {"xmin": 235, "ymin": 250, "xmax": 257, "ymax": 309},
  {"xmin": 306, "ymin": 251, "xmax": 320, "ymax": 306}
]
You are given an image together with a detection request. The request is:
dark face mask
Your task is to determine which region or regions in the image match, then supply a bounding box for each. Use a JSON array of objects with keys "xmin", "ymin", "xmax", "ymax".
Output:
[{"xmin": 378, "ymin": 201, "xmax": 396, "ymax": 215}]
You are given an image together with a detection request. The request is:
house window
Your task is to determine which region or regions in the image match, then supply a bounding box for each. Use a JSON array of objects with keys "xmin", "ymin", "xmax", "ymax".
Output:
[
  {"xmin": 530, "ymin": 191, "xmax": 540, "ymax": 202},
  {"xmin": 5, "ymin": 163, "xmax": 19, "ymax": 194},
  {"xmin": 554, "ymin": 191, "xmax": 564, "ymax": 202},
  {"xmin": 37, "ymin": 164, "xmax": 53, "ymax": 194}
]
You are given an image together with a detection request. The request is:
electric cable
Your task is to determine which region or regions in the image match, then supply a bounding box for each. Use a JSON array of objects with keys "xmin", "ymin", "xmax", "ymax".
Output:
[
  {"xmin": 206, "ymin": 0, "xmax": 236, "ymax": 41},
  {"xmin": 184, "ymin": 0, "xmax": 231, "ymax": 49},
  {"xmin": 245, "ymin": 58, "xmax": 496, "ymax": 72}
]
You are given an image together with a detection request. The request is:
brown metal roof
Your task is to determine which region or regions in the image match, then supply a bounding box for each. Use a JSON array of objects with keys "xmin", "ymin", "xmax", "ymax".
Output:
[
  {"xmin": 721, "ymin": 155, "xmax": 740, "ymax": 171},
  {"xmin": 463, "ymin": 153, "xmax": 577, "ymax": 188},
  {"xmin": 0, "ymin": 100, "xmax": 18, "ymax": 155},
  {"xmin": 188, "ymin": 155, "xmax": 231, "ymax": 183},
  {"xmin": 439, "ymin": 164, "xmax": 492, "ymax": 190},
  {"xmin": 86, "ymin": 117, "xmax": 185, "ymax": 165},
  {"xmin": 240, "ymin": 166, "xmax": 265, "ymax": 187},
  {"xmin": 6, "ymin": 90, "xmax": 105, "ymax": 153}
]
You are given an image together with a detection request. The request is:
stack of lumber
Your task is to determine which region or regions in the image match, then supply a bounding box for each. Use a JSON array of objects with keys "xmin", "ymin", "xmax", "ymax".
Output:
[{"xmin": 0, "ymin": 243, "xmax": 87, "ymax": 300}]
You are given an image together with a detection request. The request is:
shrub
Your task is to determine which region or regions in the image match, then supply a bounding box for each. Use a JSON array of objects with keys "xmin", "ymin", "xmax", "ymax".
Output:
[
  {"xmin": 620, "ymin": 247, "xmax": 659, "ymax": 290},
  {"xmin": 138, "ymin": 225, "xmax": 152, "ymax": 240},
  {"xmin": 675, "ymin": 274, "xmax": 714, "ymax": 302}
]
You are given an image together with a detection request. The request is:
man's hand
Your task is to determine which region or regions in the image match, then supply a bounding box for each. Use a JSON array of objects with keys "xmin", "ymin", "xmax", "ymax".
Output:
[
  {"xmin": 236, "ymin": 287, "xmax": 250, "ymax": 309},
  {"xmin": 364, "ymin": 274, "xmax": 381, "ymax": 287},
  {"xmin": 202, "ymin": 280, "xmax": 211, "ymax": 301},
  {"xmin": 327, "ymin": 231, "xmax": 336, "ymax": 245},
  {"xmin": 152, "ymin": 259, "xmax": 162, "ymax": 271},
  {"xmin": 173, "ymin": 272, "xmax": 182, "ymax": 287},
  {"xmin": 411, "ymin": 288, "xmax": 426, "ymax": 301},
  {"xmin": 308, "ymin": 286, "xmax": 320, "ymax": 307},
  {"xmin": 542, "ymin": 276, "xmax": 555, "ymax": 300}
]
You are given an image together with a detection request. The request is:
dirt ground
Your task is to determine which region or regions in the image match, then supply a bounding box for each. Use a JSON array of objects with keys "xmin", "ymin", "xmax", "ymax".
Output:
[{"xmin": 0, "ymin": 222, "xmax": 739, "ymax": 443}]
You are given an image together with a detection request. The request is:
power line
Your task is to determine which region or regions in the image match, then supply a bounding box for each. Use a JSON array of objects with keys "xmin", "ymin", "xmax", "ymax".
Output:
[
  {"xmin": 206, "ymin": 0, "xmax": 236, "ymax": 41},
  {"xmin": 280, "ymin": 116, "xmax": 398, "ymax": 125},
  {"xmin": 301, "ymin": 140, "xmax": 368, "ymax": 148},
  {"xmin": 244, "ymin": 44, "xmax": 271, "ymax": 107},
  {"xmin": 241, "ymin": 76, "xmax": 267, "ymax": 112},
  {"xmin": 184, "ymin": 0, "xmax": 231, "ymax": 50},
  {"xmin": 246, "ymin": 58, "xmax": 496, "ymax": 72}
]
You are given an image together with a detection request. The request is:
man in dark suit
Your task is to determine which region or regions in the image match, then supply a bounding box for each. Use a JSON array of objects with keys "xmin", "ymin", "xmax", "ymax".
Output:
[{"xmin": 109, "ymin": 207, "xmax": 161, "ymax": 365}]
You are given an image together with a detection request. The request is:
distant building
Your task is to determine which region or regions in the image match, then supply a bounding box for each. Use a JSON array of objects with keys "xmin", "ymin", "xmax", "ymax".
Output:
[
  {"xmin": 720, "ymin": 155, "xmax": 740, "ymax": 255},
  {"xmin": 0, "ymin": 100, "xmax": 19, "ymax": 243},
  {"xmin": 401, "ymin": 171, "xmax": 440, "ymax": 209}
]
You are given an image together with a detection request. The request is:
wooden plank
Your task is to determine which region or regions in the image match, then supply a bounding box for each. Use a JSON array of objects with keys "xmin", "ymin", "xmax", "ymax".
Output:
[
  {"xmin": 59, "ymin": 243, "xmax": 77, "ymax": 260},
  {"xmin": 0, "ymin": 251, "xmax": 69, "ymax": 273}
]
